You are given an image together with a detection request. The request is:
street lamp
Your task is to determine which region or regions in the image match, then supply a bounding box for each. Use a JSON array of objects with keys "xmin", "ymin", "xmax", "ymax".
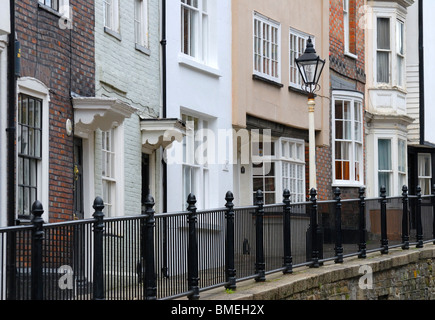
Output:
[{"xmin": 295, "ymin": 37, "xmax": 325, "ymax": 191}]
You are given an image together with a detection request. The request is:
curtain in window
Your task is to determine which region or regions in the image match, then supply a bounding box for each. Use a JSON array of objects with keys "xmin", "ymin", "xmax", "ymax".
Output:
[
  {"xmin": 378, "ymin": 139, "xmax": 391, "ymax": 194},
  {"xmin": 377, "ymin": 18, "xmax": 390, "ymax": 83},
  {"xmin": 418, "ymin": 154, "xmax": 432, "ymax": 195}
]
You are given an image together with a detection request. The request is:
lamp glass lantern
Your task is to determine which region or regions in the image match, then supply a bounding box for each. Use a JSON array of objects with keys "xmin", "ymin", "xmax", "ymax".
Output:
[{"xmin": 295, "ymin": 37, "xmax": 325, "ymax": 94}]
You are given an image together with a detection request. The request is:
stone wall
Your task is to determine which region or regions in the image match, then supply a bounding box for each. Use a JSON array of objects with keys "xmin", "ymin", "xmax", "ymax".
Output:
[{"xmin": 202, "ymin": 245, "xmax": 435, "ymax": 300}]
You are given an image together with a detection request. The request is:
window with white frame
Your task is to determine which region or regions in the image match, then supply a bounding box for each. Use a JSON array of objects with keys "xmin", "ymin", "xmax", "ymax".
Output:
[
  {"xmin": 134, "ymin": 0, "xmax": 149, "ymax": 48},
  {"xmin": 39, "ymin": 0, "xmax": 70, "ymax": 18},
  {"xmin": 378, "ymin": 139, "xmax": 392, "ymax": 195},
  {"xmin": 254, "ymin": 12, "xmax": 281, "ymax": 82},
  {"xmin": 182, "ymin": 114, "xmax": 209, "ymax": 210},
  {"xmin": 252, "ymin": 140, "xmax": 276, "ymax": 205},
  {"xmin": 252, "ymin": 138, "xmax": 306, "ymax": 205},
  {"xmin": 396, "ymin": 20, "xmax": 405, "ymax": 87},
  {"xmin": 343, "ymin": 0, "xmax": 350, "ymax": 53},
  {"xmin": 17, "ymin": 78, "xmax": 49, "ymax": 221},
  {"xmin": 289, "ymin": 28, "xmax": 313, "ymax": 89},
  {"xmin": 333, "ymin": 92, "xmax": 364, "ymax": 185},
  {"xmin": 102, "ymin": 129, "xmax": 116, "ymax": 217},
  {"xmin": 280, "ymin": 139, "xmax": 306, "ymax": 203},
  {"xmin": 104, "ymin": 0, "xmax": 119, "ymax": 32},
  {"xmin": 181, "ymin": 0, "xmax": 209, "ymax": 63},
  {"xmin": 376, "ymin": 17, "xmax": 391, "ymax": 84},
  {"xmin": 418, "ymin": 154, "xmax": 432, "ymax": 195},
  {"xmin": 398, "ymin": 139, "xmax": 407, "ymax": 192},
  {"xmin": 18, "ymin": 94, "xmax": 43, "ymax": 218}
]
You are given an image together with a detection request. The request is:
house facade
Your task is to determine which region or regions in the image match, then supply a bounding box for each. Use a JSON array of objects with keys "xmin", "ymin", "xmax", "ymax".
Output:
[
  {"xmin": 12, "ymin": 0, "xmax": 95, "ymax": 223},
  {"xmin": 73, "ymin": 0, "xmax": 165, "ymax": 219},
  {"xmin": 329, "ymin": 0, "xmax": 367, "ymax": 199},
  {"xmin": 406, "ymin": 0, "xmax": 435, "ymax": 196},
  {"xmin": 232, "ymin": 0, "xmax": 330, "ymax": 205},
  {"xmin": 164, "ymin": 0, "xmax": 233, "ymax": 211},
  {"xmin": 364, "ymin": 0, "xmax": 414, "ymax": 197}
]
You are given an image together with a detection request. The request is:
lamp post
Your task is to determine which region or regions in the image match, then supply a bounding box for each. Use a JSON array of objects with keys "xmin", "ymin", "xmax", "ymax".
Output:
[{"xmin": 295, "ymin": 37, "xmax": 325, "ymax": 191}]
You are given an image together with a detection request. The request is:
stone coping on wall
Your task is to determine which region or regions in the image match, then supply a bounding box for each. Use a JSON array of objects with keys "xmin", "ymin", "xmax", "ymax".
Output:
[{"xmin": 196, "ymin": 245, "xmax": 435, "ymax": 300}]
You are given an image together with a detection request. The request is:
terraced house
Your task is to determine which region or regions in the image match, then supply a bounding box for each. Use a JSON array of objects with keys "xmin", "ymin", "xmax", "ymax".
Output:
[
  {"xmin": 9, "ymin": 0, "xmax": 95, "ymax": 224},
  {"xmin": 231, "ymin": 0, "xmax": 330, "ymax": 205}
]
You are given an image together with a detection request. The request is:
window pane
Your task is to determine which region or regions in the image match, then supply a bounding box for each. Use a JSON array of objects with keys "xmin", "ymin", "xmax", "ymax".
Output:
[
  {"xmin": 377, "ymin": 18, "xmax": 390, "ymax": 50},
  {"xmin": 396, "ymin": 20, "xmax": 404, "ymax": 55},
  {"xmin": 379, "ymin": 172, "xmax": 391, "ymax": 194},
  {"xmin": 378, "ymin": 139, "xmax": 391, "ymax": 171},
  {"xmin": 377, "ymin": 52, "xmax": 389, "ymax": 83}
]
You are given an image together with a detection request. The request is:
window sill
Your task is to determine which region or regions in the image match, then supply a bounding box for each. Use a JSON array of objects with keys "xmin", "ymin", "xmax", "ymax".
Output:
[
  {"xmin": 135, "ymin": 43, "xmax": 151, "ymax": 56},
  {"xmin": 288, "ymin": 85, "xmax": 312, "ymax": 96},
  {"xmin": 252, "ymin": 74, "xmax": 284, "ymax": 88},
  {"xmin": 178, "ymin": 54, "xmax": 222, "ymax": 78},
  {"xmin": 38, "ymin": 2, "xmax": 64, "ymax": 18},
  {"xmin": 332, "ymin": 182, "xmax": 366, "ymax": 189},
  {"xmin": 344, "ymin": 51, "xmax": 358, "ymax": 60},
  {"xmin": 104, "ymin": 27, "xmax": 122, "ymax": 41}
]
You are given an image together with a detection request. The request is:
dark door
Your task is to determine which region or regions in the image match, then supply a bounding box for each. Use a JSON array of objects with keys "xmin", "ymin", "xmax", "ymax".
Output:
[
  {"xmin": 142, "ymin": 153, "xmax": 150, "ymax": 208},
  {"xmin": 73, "ymin": 138, "xmax": 84, "ymax": 220}
]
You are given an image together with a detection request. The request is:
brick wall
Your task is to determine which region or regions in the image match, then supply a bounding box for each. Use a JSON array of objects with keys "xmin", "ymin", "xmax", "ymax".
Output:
[
  {"xmin": 16, "ymin": 0, "xmax": 95, "ymax": 221},
  {"xmin": 328, "ymin": 0, "xmax": 366, "ymax": 200},
  {"xmin": 94, "ymin": 0, "xmax": 161, "ymax": 216}
]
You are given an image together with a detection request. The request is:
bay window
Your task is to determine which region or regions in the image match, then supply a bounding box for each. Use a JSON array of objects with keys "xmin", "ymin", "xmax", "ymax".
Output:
[{"xmin": 332, "ymin": 92, "xmax": 364, "ymax": 186}]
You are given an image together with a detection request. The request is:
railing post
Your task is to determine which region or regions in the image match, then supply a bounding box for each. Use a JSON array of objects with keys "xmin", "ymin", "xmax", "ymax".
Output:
[
  {"xmin": 225, "ymin": 191, "xmax": 236, "ymax": 290},
  {"xmin": 187, "ymin": 194, "xmax": 199, "ymax": 300},
  {"xmin": 432, "ymin": 185, "xmax": 435, "ymax": 245},
  {"xmin": 380, "ymin": 186, "xmax": 388, "ymax": 254},
  {"xmin": 309, "ymin": 188, "xmax": 320, "ymax": 268},
  {"xmin": 92, "ymin": 196, "xmax": 105, "ymax": 300},
  {"xmin": 283, "ymin": 189, "xmax": 293, "ymax": 274},
  {"xmin": 144, "ymin": 194, "xmax": 157, "ymax": 300},
  {"xmin": 402, "ymin": 185, "xmax": 410, "ymax": 250},
  {"xmin": 31, "ymin": 201, "xmax": 44, "ymax": 300},
  {"xmin": 358, "ymin": 187, "xmax": 367, "ymax": 259},
  {"xmin": 254, "ymin": 190, "xmax": 265, "ymax": 282},
  {"xmin": 416, "ymin": 186, "xmax": 424, "ymax": 248},
  {"xmin": 334, "ymin": 188, "xmax": 343, "ymax": 263}
]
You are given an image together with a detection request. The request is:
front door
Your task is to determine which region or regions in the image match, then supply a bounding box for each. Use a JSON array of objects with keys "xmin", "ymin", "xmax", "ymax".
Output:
[{"xmin": 73, "ymin": 137, "xmax": 84, "ymax": 220}]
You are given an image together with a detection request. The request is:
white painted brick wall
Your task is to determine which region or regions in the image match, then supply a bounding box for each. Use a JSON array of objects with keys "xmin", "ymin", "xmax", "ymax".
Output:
[{"xmin": 95, "ymin": 0, "xmax": 161, "ymax": 216}]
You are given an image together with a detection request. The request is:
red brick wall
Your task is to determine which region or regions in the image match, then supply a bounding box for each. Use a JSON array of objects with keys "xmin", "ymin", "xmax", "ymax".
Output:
[
  {"xmin": 329, "ymin": 0, "xmax": 366, "ymax": 83},
  {"xmin": 15, "ymin": 1, "xmax": 95, "ymax": 221},
  {"xmin": 328, "ymin": 0, "xmax": 366, "ymax": 200}
]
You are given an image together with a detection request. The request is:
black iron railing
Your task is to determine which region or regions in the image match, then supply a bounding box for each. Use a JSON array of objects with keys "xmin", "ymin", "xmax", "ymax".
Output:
[{"xmin": 0, "ymin": 185, "xmax": 435, "ymax": 300}]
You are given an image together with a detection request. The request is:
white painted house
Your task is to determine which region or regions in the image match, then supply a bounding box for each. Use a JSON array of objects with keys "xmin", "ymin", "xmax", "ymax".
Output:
[
  {"xmin": 0, "ymin": 0, "xmax": 10, "ymax": 226},
  {"xmin": 164, "ymin": 0, "xmax": 233, "ymax": 211},
  {"xmin": 364, "ymin": 0, "xmax": 414, "ymax": 197},
  {"xmin": 73, "ymin": 0, "xmax": 165, "ymax": 218}
]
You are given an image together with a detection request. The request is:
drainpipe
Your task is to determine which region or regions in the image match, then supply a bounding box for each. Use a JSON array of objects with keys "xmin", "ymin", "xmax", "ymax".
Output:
[
  {"xmin": 160, "ymin": 0, "xmax": 169, "ymax": 277},
  {"xmin": 7, "ymin": 0, "xmax": 17, "ymax": 227},
  {"xmin": 6, "ymin": 0, "xmax": 17, "ymax": 300},
  {"xmin": 418, "ymin": 0, "xmax": 424, "ymax": 146}
]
